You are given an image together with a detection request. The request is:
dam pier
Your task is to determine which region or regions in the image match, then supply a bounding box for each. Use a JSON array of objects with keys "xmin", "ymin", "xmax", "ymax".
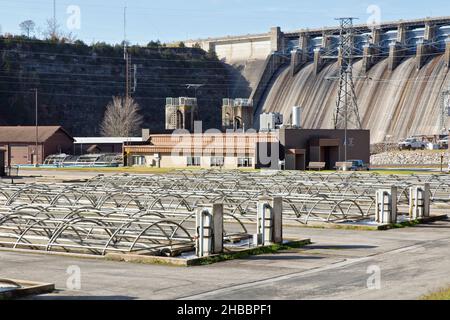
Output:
[{"xmin": 184, "ymin": 17, "xmax": 450, "ymax": 143}]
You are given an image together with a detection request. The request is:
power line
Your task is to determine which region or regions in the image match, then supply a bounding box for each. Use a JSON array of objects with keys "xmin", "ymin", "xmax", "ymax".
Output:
[
  {"xmin": 0, "ymin": 89, "xmax": 226, "ymax": 101},
  {"xmin": 0, "ymin": 76, "xmax": 249, "ymax": 88},
  {"xmin": 0, "ymin": 48, "xmax": 226, "ymax": 66},
  {"xmin": 0, "ymin": 74, "xmax": 245, "ymax": 86},
  {"xmin": 0, "ymin": 69, "xmax": 232, "ymax": 80},
  {"xmin": 0, "ymin": 67, "xmax": 244, "ymax": 86}
]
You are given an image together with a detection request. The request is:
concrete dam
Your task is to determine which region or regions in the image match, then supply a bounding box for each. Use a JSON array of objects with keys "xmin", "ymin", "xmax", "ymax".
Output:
[{"xmin": 186, "ymin": 17, "xmax": 450, "ymax": 143}]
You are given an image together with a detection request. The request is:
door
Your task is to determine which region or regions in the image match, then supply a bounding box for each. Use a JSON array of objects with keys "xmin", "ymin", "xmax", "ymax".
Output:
[
  {"xmin": 10, "ymin": 145, "xmax": 29, "ymax": 165},
  {"xmin": 321, "ymin": 146, "xmax": 339, "ymax": 170},
  {"xmin": 295, "ymin": 154, "xmax": 305, "ymax": 170}
]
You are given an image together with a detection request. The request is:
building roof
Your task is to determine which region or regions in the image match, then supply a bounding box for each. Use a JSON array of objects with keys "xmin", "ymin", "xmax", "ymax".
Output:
[
  {"xmin": 74, "ymin": 137, "xmax": 143, "ymax": 144},
  {"xmin": 0, "ymin": 126, "xmax": 74, "ymax": 143},
  {"xmin": 124, "ymin": 132, "xmax": 278, "ymax": 155}
]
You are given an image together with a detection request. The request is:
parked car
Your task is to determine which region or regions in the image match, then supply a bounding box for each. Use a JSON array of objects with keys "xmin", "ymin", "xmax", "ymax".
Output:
[
  {"xmin": 438, "ymin": 136, "xmax": 448, "ymax": 149},
  {"xmin": 348, "ymin": 160, "xmax": 370, "ymax": 171},
  {"xmin": 398, "ymin": 137, "xmax": 426, "ymax": 150}
]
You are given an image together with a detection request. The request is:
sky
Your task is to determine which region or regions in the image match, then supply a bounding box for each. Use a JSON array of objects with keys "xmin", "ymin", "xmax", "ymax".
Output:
[{"xmin": 0, "ymin": 0, "xmax": 448, "ymax": 45}]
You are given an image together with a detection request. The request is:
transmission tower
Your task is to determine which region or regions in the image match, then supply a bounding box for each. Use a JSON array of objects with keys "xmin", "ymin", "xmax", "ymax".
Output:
[
  {"xmin": 333, "ymin": 17, "xmax": 362, "ymax": 131},
  {"xmin": 440, "ymin": 85, "xmax": 450, "ymax": 133}
]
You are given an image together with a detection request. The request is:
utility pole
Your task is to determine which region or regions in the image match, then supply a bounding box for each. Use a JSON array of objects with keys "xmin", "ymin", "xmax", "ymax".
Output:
[
  {"xmin": 30, "ymin": 88, "xmax": 38, "ymax": 164},
  {"xmin": 123, "ymin": 7, "xmax": 137, "ymax": 98},
  {"xmin": 186, "ymin": 84, "xmax": 204, "ymax": 98},
  {"xmin": 185, "ymin": 84, "xmax": 204, "ymax": 131},
  {"xmin": 124, "ymin": 6, "xmax": 130, "ymax": 98},
  {"xmin": 52, "ymin": 0, "xmax": 57, "ymax": 38},
  {"xmin": 123, "ymin": 6, "xmax": 130, "ymax": 151},
  {"xmin": 332, "ymin": 18, "xmax": 363, "ymax": 161}
]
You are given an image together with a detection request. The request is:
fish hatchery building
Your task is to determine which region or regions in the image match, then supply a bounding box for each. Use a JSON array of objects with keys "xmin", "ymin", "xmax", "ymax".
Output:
[
  {"xmin": 124, "ymin": 132, "xmax": 279, "ymax": 169},
  {"xmin": 123, "ymin": 128, "xmax": 370, "ymax": 170}
]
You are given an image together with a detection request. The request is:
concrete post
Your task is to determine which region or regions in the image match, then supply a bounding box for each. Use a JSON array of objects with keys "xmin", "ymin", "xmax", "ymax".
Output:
[
  {"xmin": 409, "ymin": 184, "xmax": 430, "ymax": 219},
  {"xmin": 397, "ymin": 24, "xmax": 407, "ymax": 44},
  {"xmin": 362, "ymin": 45, "xmax": 374, "ymax": 73},
  {"xmin": 271, "ymin": 197, "xmax": 282, "ymax": 243},
  {"xmin": 313, "ymin": 48, "xmax": 323, "ymax": 74},
  {"xmin": 424, "ymin": 22, "xmax": 436, "ymax": 41},
  {"xmin": 313, "ymin": 33, "xmax": 332, "ymax": 74},
  {"xmin": 388, "ymin": 41, "xmax": 402, "ymax": 72},
  {"xmin": 372, "ymin": 28, "xmax": 381, "ymax": 45},
  {"xmin": 211, "ymin": 203, "xmax": 224, "ymax": 253},
  {"xmin": 196, "ymin": 204, "xmax": 223, "ymax": 257},
  {"xmin": 416, "ymin": 39, "xmax": 427, "ymax": 70},
  {"xmin": 291, "ymin": 33, "xmax": 310, "ymax": 76},
  {"xmin": 270, "ymin": 26, "xmax": 283, "ymax": 52},
  {"xmin": 416, "ymin": 23, "xmax": 436, "ymax": 70},
  {"xmin": 291, "ymin": 49, "xmax": 301, "ymax": 76},
  {"xmin": 298, "ymin": 32, "xmax": 310, "ymax": 64},
  {"xmin": 362, "ymin": 29, "xmax": 382, "ymax": 73},
  {"xmin": 389, "ymin": 24, "xmax": 408, "ymax": 72},
  {"xmin": 256, "ymin": 196, "xmax": 282, "ymax": 246},
  {"xmin": 375, "ymin": 187, "xmax": 398, "ymax": 224}
]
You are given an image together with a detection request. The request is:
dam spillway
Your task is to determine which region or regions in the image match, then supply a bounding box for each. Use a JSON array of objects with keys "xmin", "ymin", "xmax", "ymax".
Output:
[
  {"xmin": 259, "ymin": 54, "xmax": 450, "ymax": 144},
  {"xmin": 184, "ymin": 17, "xmax": 450, "ymax": 144}
]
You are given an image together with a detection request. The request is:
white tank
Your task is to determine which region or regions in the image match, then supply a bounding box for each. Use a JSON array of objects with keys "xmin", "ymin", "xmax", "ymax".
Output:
[{"xmin": 292, "ymin": 106, "xmax": 302, "ymax": 128}]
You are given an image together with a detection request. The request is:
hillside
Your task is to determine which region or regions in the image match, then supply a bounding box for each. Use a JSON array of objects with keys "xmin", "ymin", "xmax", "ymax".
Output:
[{"xmin": 0, "ymin": 36, "xmax": 246, "ymax": 136}]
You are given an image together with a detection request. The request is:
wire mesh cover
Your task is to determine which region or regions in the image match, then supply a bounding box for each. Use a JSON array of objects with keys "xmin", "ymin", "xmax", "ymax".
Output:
[
  {"xmin": 42, "ymin": 153, "xmax": 123, "ymax": 167},
  {"xmin": 1, "ymin": 170, "xmax": 449, "ymax": 256}
]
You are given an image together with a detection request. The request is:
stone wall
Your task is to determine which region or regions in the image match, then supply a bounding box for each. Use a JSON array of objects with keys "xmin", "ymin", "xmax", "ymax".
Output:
[{"xmin": 371, "ymin": 150, "xmax": 449, "ymax": 166}]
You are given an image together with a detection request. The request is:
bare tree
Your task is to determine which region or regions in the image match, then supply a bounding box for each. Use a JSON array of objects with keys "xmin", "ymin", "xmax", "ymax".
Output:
[
  {"xmin": 19, "ymin": 20, "xmax": 35, "ymax": 37},
  {"xmin": 100, "ymin": 96, "xmax": 143, "ymax": 137},
  {"xmin": 41, "ymin": 18, "xmax": 76, "ymax": 42}
]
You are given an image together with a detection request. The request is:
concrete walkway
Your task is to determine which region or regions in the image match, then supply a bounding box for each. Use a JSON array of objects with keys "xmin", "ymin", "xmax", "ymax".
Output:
[{"xmin": 1, "ymin": 220, "xmax": 449, "ymax": 300}]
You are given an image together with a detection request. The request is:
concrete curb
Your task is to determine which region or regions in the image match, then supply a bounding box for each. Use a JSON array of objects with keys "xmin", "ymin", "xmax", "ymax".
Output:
[
  {"xmin": 0, "ymin": 239, "xmax": 312, "ymax": 268},
  {"xmin": 0, "ymin": 279, "xmax": 54, "ymax": 300}
]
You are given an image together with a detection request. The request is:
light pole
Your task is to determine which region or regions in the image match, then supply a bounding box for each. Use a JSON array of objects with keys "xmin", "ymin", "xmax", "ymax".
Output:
[
  {"xmin": 185, "ymin": 84, "xmax": 204, "ymax": 131},
  {"xmin": 30, "ymin": 88, "xmax": 38, "ymax": 164}
]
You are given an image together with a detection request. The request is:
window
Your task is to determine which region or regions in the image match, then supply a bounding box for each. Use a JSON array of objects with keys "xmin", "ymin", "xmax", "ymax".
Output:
[
  {"xmin": 187, "ymin": 156, "xmax": 201, "ymax": 167},
  {"xmin": 224, "ymin": 113, "xmax": 231, "ymax": 127},
  {"xmin": 132, "ymin": 156, "xmax": 146, "ymax": 166},
  {"xmin": 237, "ymin": 157, "xmax": 253, "ymax": 168},
  {"xmin": 210, "ymin": 156, "xmax": 224, "ymax": 167},
  {"xmin": 170, "ymin": 110, "xmax": 184, "ymax": 129}
]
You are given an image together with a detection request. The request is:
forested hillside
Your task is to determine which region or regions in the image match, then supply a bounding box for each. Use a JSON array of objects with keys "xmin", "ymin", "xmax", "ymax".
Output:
[{"xmin": 0, "ymin": 36, "xmax": 247, "ymax": 136}]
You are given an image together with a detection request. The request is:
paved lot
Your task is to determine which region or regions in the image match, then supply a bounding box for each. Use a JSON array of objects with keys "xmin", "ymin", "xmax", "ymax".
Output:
[{"xmin": 1, "ymin": 220, "xmax": 450, "ymax": 300}]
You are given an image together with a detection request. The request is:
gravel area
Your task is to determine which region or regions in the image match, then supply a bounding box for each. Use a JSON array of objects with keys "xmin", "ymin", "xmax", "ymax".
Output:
[{"xmin": 371, "ymin": 150, "xmax": 449, "ymax": 166}]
